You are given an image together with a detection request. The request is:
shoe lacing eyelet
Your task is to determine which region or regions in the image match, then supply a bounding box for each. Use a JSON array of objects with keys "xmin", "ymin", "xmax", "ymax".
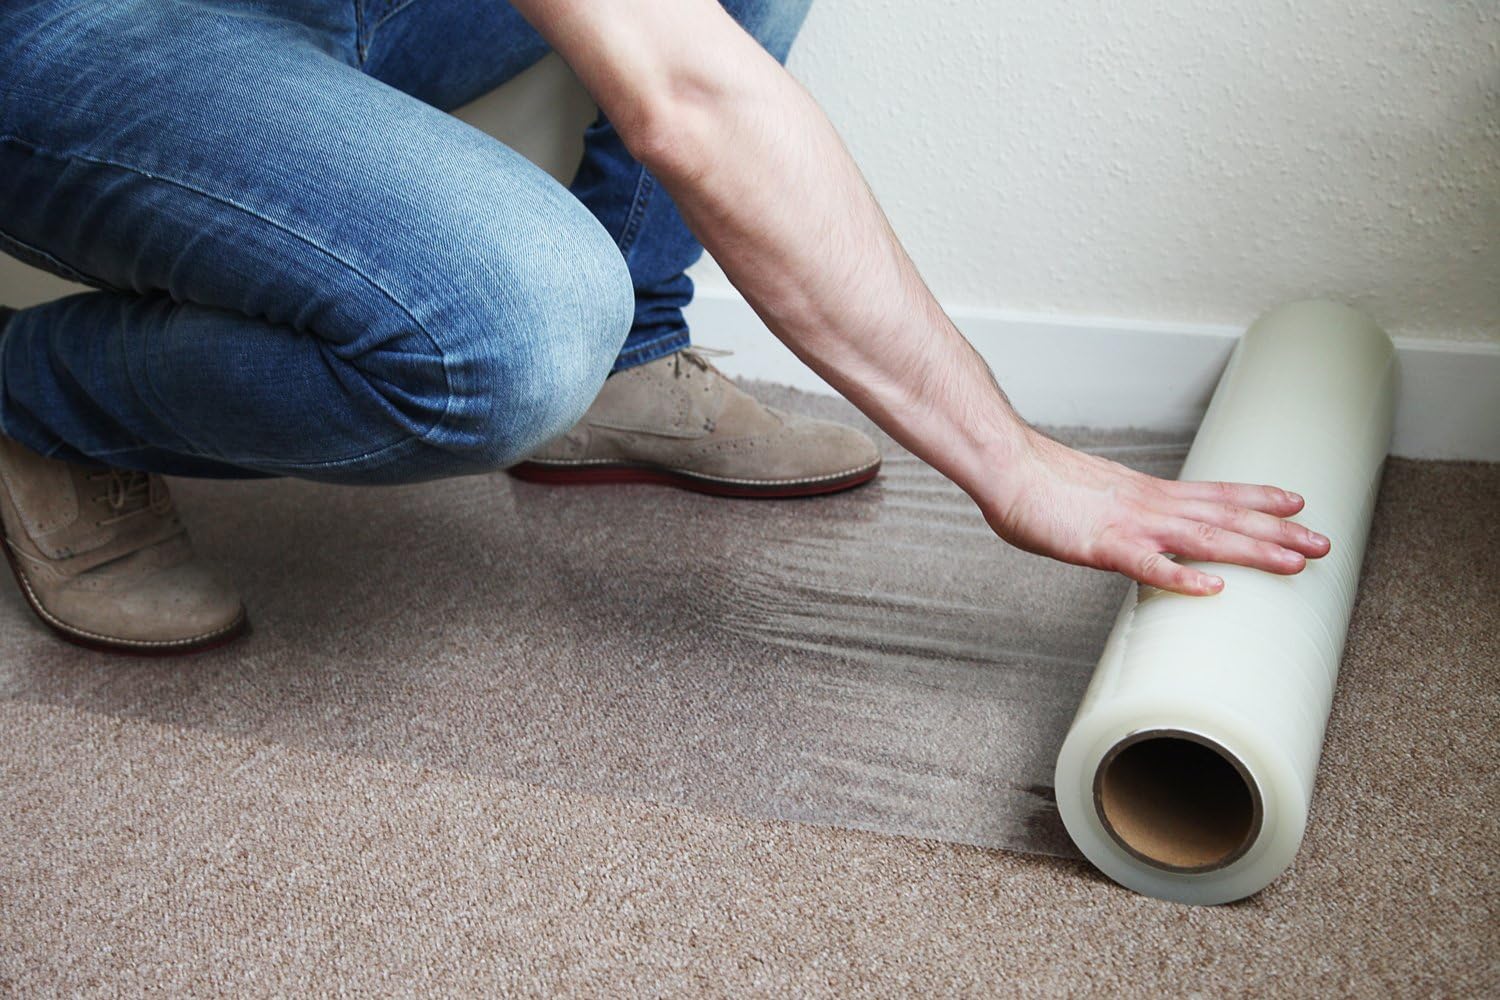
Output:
[{"xmin": 88, "ymin": 469, "xmax": 171, "ymax": 526}]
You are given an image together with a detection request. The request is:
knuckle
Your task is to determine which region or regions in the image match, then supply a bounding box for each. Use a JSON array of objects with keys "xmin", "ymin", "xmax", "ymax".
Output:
[
  {"xmin": 1137, "ymin": 551, "xmax": 1165, "ymax": 579},
  {"xmin": 1096, "ymin": 514, "xmax": 1126, "ymax": 539},
  {"xmin": 1085, "ymin": 525, "xmax": 1117, "ymax": 566},
  {"xmin": 1249, "ymin": 542, "xmax": 1280, "ymax": 566},
  {"xmin": 1264, "ymin": 543, "xmax": 1298, "ymax": 568},
  {"xmin": 1091, "ymin": 535, "xmax": 1127, "ymax": 569},
  {"xmin": 1192, "ymin": 520, "xmax": 1219, "ymax": 544}
]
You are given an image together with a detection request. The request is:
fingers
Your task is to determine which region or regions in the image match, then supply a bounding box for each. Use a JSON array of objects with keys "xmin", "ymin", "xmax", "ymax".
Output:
[
  {"xmin": 1108, "ymin": 509, "xmax": 1325, "ymax": 597},
  {"xmin": 1171, "ymin": 500, "xmax": 1331, "ymax": 558},
  {"xmin": 1103, "ymin": 498, "xmax": 1330, "ymax": 596},
  {"xmin": 1160, "ymin": 517, "xmax": 1307, "ymax": 575},
  {"xmin": 1119, "ymin": 548, "xmax": 1225, "ymax": 596},
  {"xmin": 1170, "ymin": 479, "xmax": 1305, "ymax": 517}
]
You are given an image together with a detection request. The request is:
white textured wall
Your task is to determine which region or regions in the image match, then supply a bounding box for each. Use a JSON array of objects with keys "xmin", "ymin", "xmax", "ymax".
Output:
[
  {"xmin": 697, "ymin": 0, "xmax": 1500, "ymax": 342},
  {"xmin": 3, "ymin": 1, "xmax": 1496, "ymax": 342}
]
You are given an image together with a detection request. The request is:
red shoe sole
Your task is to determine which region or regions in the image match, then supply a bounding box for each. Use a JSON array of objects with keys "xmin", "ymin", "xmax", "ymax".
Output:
[
  {"xmin": 0, "ymin": 523, "xmax": 249, "ymax": 657},
  {"xmin": 507, "ymin": 459, "xmax": 881, "ymax": 499}
]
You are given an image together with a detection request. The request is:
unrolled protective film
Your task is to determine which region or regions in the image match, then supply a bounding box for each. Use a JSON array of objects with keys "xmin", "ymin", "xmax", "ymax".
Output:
[
  {"xmin": 0, "ymin": 304, "xmax": 1386, "ymax": 901},
  {"xmin": 0, "ymin": 407, "xmax": 1183, "ymax": 861},
  {"xmin": 1057, "ymin": 301, "xmax": 1396, "ymax": 903}
]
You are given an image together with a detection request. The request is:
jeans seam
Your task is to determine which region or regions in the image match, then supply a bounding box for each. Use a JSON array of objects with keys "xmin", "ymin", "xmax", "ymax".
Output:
[
  {"xmin": 616, "ymin": 167, "xmax": 656, "ymax": 258},
  {"xmin": 368, "ymin": 0, "xmax": 424, "ymax": 37},
  {"xmin": 616, "ymin": 330, "xmax": 684, "ymax": 355},
  {"xmin": 358, "ymin": 0, "xmax": 423, "ymax": 64},
  {"xmin": 0, "ymin": 224, "xmax": 127, "ymax": 294},
  {"xmin": 0, "ymin": 133, "xmax": 460, "ymax": 472},
  {"xmin": 612, "ymin": 330, "xmax": 690, "ymax": 370},
  {"xmin": 245, "ymin": 431, "xmax": 430, "ymax": 475},
  {"xmin": 352, "ymin": 0, "xmax": 367, "ymax": 62}
]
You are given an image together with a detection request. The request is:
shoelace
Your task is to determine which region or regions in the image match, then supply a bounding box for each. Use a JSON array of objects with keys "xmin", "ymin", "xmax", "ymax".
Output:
[
  {"xmin": 89, "ymin": 468, "xmax": 173, "ymax": 526},
  {"xmin": 672, "ymin": 345, "xmax": 733, "ymax": 378}
]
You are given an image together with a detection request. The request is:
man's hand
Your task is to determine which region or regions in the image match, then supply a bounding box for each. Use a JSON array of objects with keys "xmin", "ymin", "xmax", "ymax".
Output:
[
  {"xmin": 509, "ymin": 0, "xmax": 1328, "ymax": 595},
  {"xmin": 982, "ymin": 429, "xmax": 1330, "ymax": 595}
]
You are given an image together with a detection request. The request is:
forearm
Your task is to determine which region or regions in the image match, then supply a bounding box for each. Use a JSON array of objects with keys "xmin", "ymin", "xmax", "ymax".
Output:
[
  {"xmin": 514, "ymin": 0, "xmax": 1027, "ymax": 508},
  {"xmin": 642, "ymin": 46, "xmax": 1028, "ymax": 504}
]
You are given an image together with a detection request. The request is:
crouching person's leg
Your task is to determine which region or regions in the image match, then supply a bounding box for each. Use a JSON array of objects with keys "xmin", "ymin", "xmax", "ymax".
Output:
[
  {"xmin": 0, "ymin": 222, "xmax": 630, "ymax": 652},
  {"xmin": 0, "ymin": 0, "xmax": 632, "ymax": 652}
]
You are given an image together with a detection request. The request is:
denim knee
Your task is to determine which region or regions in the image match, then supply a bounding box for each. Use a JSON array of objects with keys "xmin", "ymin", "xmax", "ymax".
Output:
[{"xmin": 388, "ymin": 205, "xmax": 634, "ymax": 480}]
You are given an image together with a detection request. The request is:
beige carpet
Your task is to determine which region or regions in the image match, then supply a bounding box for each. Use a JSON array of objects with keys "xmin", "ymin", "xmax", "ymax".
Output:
[{"xmin": 0, "ymin": 386, "xmax": 1495, "ymax": 996}]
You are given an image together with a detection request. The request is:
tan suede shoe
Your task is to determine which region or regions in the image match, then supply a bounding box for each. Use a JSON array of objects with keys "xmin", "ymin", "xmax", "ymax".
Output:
[
  {"xmin": 0, "ymin": 434, "xmax": 246, "ymax": 654},
  {"xmin": 510, "ymin": 348, "xmax": 881, "ymax": 497}
]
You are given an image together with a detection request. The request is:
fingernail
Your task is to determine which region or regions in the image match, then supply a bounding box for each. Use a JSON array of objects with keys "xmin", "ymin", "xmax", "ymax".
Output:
[
  {"xmin": 1285, "ymin": 491, "xmax": 1303, "ymax": 505},
  {"xmin": 1204, "ymin": 575, "xmax": 1224, "ymax": 592},
  {"xmin": 1308, "ymin": 530, "xmax": 1328, "ymax": 547}
]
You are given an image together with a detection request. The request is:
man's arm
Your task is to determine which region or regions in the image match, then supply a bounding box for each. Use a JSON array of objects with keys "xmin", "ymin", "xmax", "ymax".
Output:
[{"xmin": 508, "ymin": 0, "xmax": 1330, "ymax": 594}]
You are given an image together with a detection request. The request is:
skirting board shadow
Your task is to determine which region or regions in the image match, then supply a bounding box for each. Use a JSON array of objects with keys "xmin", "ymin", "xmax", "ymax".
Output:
[{"xmin": 682, "ymin": 289, "xmax": 1500, "ymax": 462}]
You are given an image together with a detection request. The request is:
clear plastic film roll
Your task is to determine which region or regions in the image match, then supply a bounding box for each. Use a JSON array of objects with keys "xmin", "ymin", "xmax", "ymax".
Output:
[{"xmin": 1055, "ymin": 301, "xmax": 1397, "ymax": 904}]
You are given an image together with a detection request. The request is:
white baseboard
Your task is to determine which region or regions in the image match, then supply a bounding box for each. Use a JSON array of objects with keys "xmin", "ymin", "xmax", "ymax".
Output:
[{"xmin": 683, "ymin": 289, "xmax": 1500, "ymax": 462}]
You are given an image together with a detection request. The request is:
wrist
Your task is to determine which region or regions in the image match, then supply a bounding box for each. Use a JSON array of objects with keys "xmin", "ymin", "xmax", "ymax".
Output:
[{"xmin": 947, "ymin": 406, "xmax": 1036, "ymax": 513}]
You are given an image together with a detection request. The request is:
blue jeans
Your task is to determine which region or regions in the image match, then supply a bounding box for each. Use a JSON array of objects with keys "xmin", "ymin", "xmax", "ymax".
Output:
[{"xmin": 0, "ymin": 0, "xmax": 810, "ymax": 483}]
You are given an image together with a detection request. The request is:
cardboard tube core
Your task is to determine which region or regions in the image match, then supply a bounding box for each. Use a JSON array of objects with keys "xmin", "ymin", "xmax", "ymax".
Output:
[{"xmin": 1093, "ymin": 730, "xmax": 1262, "ymax": 873}]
